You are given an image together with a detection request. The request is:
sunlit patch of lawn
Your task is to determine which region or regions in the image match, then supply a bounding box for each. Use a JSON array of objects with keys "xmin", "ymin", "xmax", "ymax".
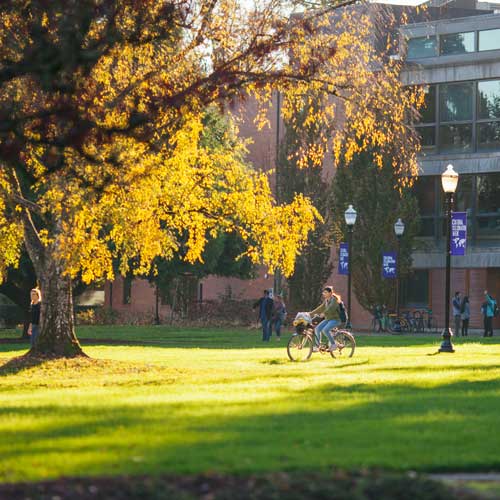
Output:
[{"xmin": 0, "ymin": 327, "xmax": 499, "ymax": 483}]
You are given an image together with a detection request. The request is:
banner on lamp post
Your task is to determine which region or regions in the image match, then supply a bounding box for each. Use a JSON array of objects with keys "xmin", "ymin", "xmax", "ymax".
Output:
[
  {"xmin": 382, "ymin": 252, "xmax": 397, "ymax": 279},
  {"xmin": 338, "ymin": 242, "xmax": 349, "ymax": 275},
  {"xmin": 451, "ymin": 212, "xmax": 467, "ymax": 256}
]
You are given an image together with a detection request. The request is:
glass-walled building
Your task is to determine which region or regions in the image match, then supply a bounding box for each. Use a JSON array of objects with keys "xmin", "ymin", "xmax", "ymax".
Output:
[{"xmin": 401, "ymin": 9, "xmax": 500, "ymax": 329}]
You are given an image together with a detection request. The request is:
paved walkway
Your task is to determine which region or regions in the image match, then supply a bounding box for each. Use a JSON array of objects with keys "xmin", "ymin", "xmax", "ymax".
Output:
[{"xmin": 430, "ymin": 473, "xmax": 500, "ymax": 482}]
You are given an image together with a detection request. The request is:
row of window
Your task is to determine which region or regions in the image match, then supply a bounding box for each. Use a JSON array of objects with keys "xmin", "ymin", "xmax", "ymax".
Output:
[
  {"xmin": 407, "ymin": 28, "xmax": 500, "ymax": 59},
  {"xmin": 413, "ymin": 173, "xmax": 500, "ymax": 238},
  {"xmin": 415, "ymin": 79, "xmax": 500, "ymax": 154}
]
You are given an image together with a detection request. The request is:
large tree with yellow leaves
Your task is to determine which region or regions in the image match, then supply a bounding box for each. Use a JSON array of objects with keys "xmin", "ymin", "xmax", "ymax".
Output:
[{"xmin": 0, "ymin": 0, "xmax": 420, "ymax": 356}]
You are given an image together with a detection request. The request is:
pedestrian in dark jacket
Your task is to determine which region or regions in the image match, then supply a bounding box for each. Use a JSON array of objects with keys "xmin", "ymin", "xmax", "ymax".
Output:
[
  {"xmin": 461, "ymin": 296, "xmax": 470, "ymax": 337},
  {"xmin": 253, "ymin": 290, "xmax": 274, "ymax": 342},
  {"xmin": 452, "ymin": 291, "xmax": 461, "ymax": 336}
]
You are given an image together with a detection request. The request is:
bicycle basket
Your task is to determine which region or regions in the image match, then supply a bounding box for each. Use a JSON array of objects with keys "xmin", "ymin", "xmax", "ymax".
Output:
[{"xmin": 293, "ymin": 312, "xmax": 312, "ymax": 327}]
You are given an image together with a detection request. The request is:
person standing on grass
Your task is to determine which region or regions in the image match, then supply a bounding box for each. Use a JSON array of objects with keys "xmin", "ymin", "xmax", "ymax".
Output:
[
  {"xmin": 28, "ymin": 288, "xmax": 42, "ymax": 348},
  {"xmin": 452, "ymin": 291, "xmax": 462, "ymax": 336},
  {"xmin": 271, "ymin": 295, "xmax": 287, "ymax": 341},
  {"xmin": 253, "ymin": 289, "xmax": 274, "ymax": 342},
  {"xmin": 461, "ymin": 295, "xmax": 470, "ymax": 337},
  {"xmin": 309, "ymin": 286, "xmax": 340, "ymax": 353},
  {"xmin": 482, "ymin": 290, "xmax": 495, "ymax": 337}
]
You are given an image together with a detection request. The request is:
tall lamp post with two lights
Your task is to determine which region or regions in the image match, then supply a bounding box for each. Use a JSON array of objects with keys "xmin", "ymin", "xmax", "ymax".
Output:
[
  {"xmin": 439, "ymin": 164, "xmax": 459, "ymax": 353},
  {"xmin": 394, "ymin": 218, "xmax": 405, "ymax": 319},
  {"xmin": 344, "ymin": 204, "xmax": 357, "ymax": 329}
]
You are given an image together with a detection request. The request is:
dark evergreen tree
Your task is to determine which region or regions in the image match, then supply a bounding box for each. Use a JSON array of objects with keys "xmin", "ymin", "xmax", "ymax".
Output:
[{"xmin": 331, "ymin": 151, "xmax": 420, "ymax": 313}]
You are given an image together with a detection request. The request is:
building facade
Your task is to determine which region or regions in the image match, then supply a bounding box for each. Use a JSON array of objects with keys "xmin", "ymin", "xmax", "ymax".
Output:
[{"xmin": 400, "ymin": 6, "xmax": 500, "ymax": 330}]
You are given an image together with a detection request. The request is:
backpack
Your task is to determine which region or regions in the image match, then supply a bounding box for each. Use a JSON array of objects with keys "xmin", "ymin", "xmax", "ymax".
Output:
[{"xmin": 338, "ymin": 301, "xmax": 348, "ymax": 323}]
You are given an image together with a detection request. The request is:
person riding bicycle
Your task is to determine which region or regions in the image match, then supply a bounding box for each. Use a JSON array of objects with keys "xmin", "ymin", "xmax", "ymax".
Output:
[{"xmin": 309, "ymin": 286, "xmax": 340, "ymax": 352}]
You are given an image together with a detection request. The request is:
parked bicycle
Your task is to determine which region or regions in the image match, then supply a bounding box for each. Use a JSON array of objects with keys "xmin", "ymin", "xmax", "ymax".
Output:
[{"xmin": 287, "ymin": 312, "xmax": 356, "ymax": 362}]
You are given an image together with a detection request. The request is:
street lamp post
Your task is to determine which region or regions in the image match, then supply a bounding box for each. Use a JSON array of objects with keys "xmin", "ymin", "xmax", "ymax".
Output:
[
  {"xmin": 394, "ymin": 218, "xmax": 405, "ymax": 319},
  {"xmin": 344, "ymin": 204, "xmax": 357, "ymax": 329},
  {"xmin": 439, "ymin": 164, "xmax": 459, "ymax": 353}
]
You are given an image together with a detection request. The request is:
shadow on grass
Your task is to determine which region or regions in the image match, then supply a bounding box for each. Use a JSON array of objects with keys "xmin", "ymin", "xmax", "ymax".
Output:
[
  {"xmin": 0, "ymin": 353, "xmax": 46, "ymax": 376},
  {"xmin": 0, "ymin": 379, "xmax": 499, "ymax": 480}
]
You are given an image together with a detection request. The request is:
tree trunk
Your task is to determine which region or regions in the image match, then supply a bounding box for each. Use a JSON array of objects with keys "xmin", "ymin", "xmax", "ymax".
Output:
[{"xmin": 30, "ymin": 257, "xmax": 85, "ymax": 357}]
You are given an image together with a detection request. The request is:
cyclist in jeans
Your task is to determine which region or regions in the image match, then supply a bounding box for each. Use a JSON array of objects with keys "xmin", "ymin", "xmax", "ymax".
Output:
[{"xmin": 309, "ymin": 286, "xmax": 340, "ymax": 352}]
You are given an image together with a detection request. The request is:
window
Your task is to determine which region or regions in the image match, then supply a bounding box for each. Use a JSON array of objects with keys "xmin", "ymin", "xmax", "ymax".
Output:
[
  {"xmin": 416, "ymin": 126, "xmax": 436, "ymax": 154},
  {"xmin": 455, "ymin": 175, "xmax": 474, "ymax": 213},
  {"xmin": 413, "ymin": 176, "xmax": 435, "ymax": 216},
  {"xmin": 123, "ymin": 277, "xmax": 132, "ymax": 305},
  {"xmin": 440, "ymin": 82, "xmax": 473, "ymax": 122},
  {"xmin": 418, "ymin": 85, "xmax": 436, "ymax": 123},
  {"xmin": 407, "ymin": 36, "xmax": 437, "ymax": 59},
  {"xmin": 476, "ymin": 173, "xmax": 500, "ymax": 236},
  {"xmin": 478, "ymin": 122, "xmax": 500, "ymax": 151},
  {"xmin": 440, "ymin": 32, "xmax": 474, "ymax": 55},
  {"xmin": 412, "ymin": 176, "xmax": 437, "ymax": 237},
  {"xmin": 413, "ymin": 80, "xmax": 500, "ymax": 155},
  {"xmin": 478, "ymin": 28, "xmax": 500, "ymax": 52},
  {"xmin": 401, "ymin": 270, "xmax": 429, "ymax": 308},
  {"xmin": 439, "ymin": 124, "xmax": 473, "ymax": 153},
  {"xmin": 478, "ymin": 80, "xmax": 500, "ymax": 120}
]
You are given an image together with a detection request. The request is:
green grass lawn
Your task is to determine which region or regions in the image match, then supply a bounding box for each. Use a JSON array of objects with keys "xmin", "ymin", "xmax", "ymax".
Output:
[{"xmin": 0, "ymin": 327, "xmax": 499, "ymax": 484}]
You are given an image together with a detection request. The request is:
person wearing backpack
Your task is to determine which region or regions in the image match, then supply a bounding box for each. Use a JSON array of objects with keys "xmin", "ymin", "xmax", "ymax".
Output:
[
  {"xmin": 483, "ymin": 290, "xmax": 496, "ymax": 337},
  {"xmin": 309, "ymin": 286, "xmax": 340, "ymax": 352}
]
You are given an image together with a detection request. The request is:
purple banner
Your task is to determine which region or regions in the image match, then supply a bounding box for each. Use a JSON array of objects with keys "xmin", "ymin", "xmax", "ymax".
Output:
[
  {"xmin": 338, "ymin": 242, "xmax": 349, "ymax": 275},
  {"xmin": 382, "ymin": 252, "xmax": 397, "ymax": 279},
  {"xmin": 451, "ymin": 212, "xmax": 467, "ymax": 256}
]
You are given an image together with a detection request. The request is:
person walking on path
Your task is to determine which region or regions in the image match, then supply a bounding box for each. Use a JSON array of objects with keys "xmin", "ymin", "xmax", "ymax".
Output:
[
  {"xmin": 28, "ymin": 288, "xmax": 42, "ymax": 348},
  {"xmin": 271, "ymin": 295, "xmax": 286, "ymax": 341},
  {"xmin": 482, "ymin": 290, "xmax": 496, "ymax": 337},
  {"xmin": 309, "ymin": 286, "xmax": 340, "ymax": 352},
  {"xmin": 253, "ymin": 290, "xmax": 274, "ymax": 342},
  {"xmin": 461, "ymin": 296, "xmax": 470, "ymax": 337},
  {"xmin": 452, "ymin": 291, "xmax": 462, "ymax": 336}
]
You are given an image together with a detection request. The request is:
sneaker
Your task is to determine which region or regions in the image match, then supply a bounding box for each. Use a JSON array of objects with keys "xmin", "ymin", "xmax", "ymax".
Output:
[
  {"xmin": 328, "ymin": 343, "xmax": 338, "ymax": 352},
  {"xmin": 276, "ymin": 337, "xmax": 281, "ymax": 341},
  {"xmin": 312, "ymin": 346, "xmax": 319, "ymax": 352}
]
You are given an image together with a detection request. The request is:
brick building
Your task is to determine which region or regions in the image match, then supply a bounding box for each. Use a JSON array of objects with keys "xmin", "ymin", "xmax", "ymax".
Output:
[{"xmin": 106, "ymin": 0, "xmax": 500, "ymax": 331}]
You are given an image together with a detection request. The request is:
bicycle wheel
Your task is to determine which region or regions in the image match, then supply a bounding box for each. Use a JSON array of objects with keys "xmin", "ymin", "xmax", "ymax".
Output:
[
  {"xmin": 287, "ymin": 334, "xmax": 313, "ymax": 362},
  {"xmin": 387, "ymin": 316, "xmax": 401, "ymax": 334},
  {"xmin": 333, "ymin": 330, "xmax": 356, "ymax": 358},
  {"xmin": 400, "ymin": 318, "xmax": 411, "ymax": 333}
]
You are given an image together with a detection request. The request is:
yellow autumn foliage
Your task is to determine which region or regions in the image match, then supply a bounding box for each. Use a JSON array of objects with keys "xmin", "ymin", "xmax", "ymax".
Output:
[{"xmin": 0, "ymin": 1, "xmax": 419, "ymax": 286}]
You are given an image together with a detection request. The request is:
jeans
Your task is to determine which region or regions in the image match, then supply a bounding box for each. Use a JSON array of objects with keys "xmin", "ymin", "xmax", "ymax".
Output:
[
  {"xmin": 461, "ymin": 318, "xmax": 469, "ymax": 336},
  {"xmin": 261, "ymin": 318, "xmax": 272, "ymax": 341},
  {"xmin": 484, "ymin": 316, "xmax": 493, "ymax": 337},
  {"xmin": 30, "ymin": 324, "xmax": 40, "ymax": 347},
  {"xmin": 315, "ymin": 319, "xmax": 338, "ymax": 346},
  {"xmin": 454, "ymin": 315, "xmax": 461, "ymax": 336},
  {"xmin": 273, "ymin": 318, "xmax": 282, "ymax": 338}
]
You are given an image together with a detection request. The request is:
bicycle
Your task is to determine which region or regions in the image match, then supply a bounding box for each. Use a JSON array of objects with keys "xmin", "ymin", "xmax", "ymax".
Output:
[
  {"xmin": 287, "ymin": 312, "xmax": 356, "ymax": 362},
  {"xmin": 387, "ymin": 311, "xmax": 412, "ymax": 334}
]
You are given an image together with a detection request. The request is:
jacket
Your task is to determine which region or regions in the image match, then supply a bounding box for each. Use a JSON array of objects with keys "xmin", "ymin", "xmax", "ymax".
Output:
[
  {"xmin": 485, "ymin": 295, "xmax": 496, "ymax": 318},
  {"xmin": 311, "ymin": 297, "xmax": 340, "ymax": 321}
]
